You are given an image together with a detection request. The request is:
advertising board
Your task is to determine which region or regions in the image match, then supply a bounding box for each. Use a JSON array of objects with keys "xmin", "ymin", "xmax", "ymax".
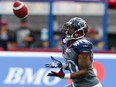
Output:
[{"xmin": 0, "ymin": 52, "xmax": 115, "ymax": 87}]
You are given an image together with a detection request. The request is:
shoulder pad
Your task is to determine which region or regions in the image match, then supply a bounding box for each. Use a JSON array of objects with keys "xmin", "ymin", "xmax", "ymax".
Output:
[{"xmin": 72, "ymin": 39, "xmax": 92, "ymax": 52}]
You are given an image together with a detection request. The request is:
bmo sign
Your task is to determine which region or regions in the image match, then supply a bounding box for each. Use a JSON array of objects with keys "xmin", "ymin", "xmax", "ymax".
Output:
[
  {"xmin": 0, "ymin": 52, "xmax": 67, "ymax": 87},
  {"xmin": 3, "ymin": 67, "xmax": 60, "ymax": 86},
  {"xmin": 0, "ymin": 52, "xmax": 116, "ymax": 87}
]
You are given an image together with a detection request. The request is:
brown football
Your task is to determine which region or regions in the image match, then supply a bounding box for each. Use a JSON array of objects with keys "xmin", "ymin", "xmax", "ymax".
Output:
[{"xmin": 13, "ymin": 1, "xmax": 28, "ymax": 19}]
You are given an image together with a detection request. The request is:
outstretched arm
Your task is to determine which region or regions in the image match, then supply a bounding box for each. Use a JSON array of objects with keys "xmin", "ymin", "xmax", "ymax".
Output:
[{"xmin": 47, "ymin": 53, "xmax": 91, "ymax": 79}]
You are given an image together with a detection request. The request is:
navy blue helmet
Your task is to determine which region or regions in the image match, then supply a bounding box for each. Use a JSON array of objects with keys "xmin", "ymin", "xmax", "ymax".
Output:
[{"xmin": 62, "ymin": 17, "xmax": 88, "ymax": 40}]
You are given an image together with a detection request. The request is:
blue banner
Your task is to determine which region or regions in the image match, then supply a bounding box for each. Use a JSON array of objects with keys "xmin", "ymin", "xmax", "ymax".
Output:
[
  {"xmin": 0, "ymin": 57, "xmax": 67, "ymax": 87},
  {"xmin": 0, "ymin": 52, "xmax": 115, "ymax": 87}
]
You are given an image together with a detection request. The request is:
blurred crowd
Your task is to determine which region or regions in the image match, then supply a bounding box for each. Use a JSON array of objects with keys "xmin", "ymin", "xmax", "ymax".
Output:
[
  {"xmin": 0, "ymin": 19, "xmax": 15, "ymax": 50},
  {"xmin": 87, "ymin": 29, "xmax": 104, "ymax": 51},
  {"xmin": 0, "ymin": 18, "xmax": 103, "ymax": 51},
  {"xmin": 0, "ymin": 18, "xmax": 62, "ymax": 51}
]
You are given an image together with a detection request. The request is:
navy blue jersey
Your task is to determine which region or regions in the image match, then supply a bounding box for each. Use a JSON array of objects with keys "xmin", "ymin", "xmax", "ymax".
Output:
[{"xmin": 62, "ymin": 38, "xmax": 99, "ymax": 87}]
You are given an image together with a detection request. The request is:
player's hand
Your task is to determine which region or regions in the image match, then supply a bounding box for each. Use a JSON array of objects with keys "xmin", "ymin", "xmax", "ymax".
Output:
[
  {"xmin": 47, "ymin": 68, "xmax": 65, "ymax": 78},
  {"xmin": 45, "ymin": 56, "xmax": 62, "ymax": 68}
]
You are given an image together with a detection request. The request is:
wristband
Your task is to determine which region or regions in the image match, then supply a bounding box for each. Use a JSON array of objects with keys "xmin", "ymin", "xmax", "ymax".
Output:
[
  {"xmin": 62, "ymin": 63, "xmax": 67, "ymax": 69},
  {"xmin": 63, "ymin": 74, "xmax": 71, "ymax": 79}
]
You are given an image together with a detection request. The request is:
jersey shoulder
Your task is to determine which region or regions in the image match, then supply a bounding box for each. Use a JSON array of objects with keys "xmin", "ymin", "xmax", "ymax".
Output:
[{"xmin": 72, "ymin": 38, "xmax": 93, "ymax": 53}]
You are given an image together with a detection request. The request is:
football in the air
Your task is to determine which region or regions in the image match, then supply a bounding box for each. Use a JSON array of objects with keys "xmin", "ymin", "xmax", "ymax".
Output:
[{"xmin": 13, "ymin": 1, "xmax": 28, "ymax": 19}]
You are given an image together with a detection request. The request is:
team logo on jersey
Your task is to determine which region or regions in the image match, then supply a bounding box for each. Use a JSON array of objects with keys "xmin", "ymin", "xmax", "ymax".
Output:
[{"xmin": 66, "ymin": 48, "xmax": 71, "ymax": 53}]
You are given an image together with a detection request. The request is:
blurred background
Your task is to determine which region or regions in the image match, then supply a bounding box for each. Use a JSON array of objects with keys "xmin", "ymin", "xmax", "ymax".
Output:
[
  {"xmin": 0, "ymin": 0, "xmax": 116, "ymax": 51},
  {"xmin": 0, "ymin": 0, "xmax": 116, "ymax": 87}
]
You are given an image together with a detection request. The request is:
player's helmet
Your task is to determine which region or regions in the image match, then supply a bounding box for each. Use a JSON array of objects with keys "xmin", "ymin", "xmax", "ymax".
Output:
[{"xmin": 62, "ymin": 17, "xmax": 88, "ymax": 40}]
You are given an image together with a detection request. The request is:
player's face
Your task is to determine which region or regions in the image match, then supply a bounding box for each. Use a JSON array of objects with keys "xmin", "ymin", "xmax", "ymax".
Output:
[{"xmin": 66, "ymin": 27, "xmax": 75, "ymax": 36}]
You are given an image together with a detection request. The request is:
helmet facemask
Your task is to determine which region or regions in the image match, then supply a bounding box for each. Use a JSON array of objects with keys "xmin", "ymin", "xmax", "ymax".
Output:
[{"xmin": 62, "ymin": 23, "xmax": 87, "ymax": 41}]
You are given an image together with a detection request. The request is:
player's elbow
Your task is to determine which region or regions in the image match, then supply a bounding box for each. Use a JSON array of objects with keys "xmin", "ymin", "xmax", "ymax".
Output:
[{"xmin": 82, "ymin": 70, "xmax": 89, "ymax": 77}]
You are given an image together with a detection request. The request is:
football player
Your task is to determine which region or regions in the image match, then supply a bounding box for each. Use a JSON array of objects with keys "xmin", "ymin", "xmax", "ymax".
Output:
[{"xmin": 46, "ymin": 17, "xmax": 102, "ymax": 87}]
